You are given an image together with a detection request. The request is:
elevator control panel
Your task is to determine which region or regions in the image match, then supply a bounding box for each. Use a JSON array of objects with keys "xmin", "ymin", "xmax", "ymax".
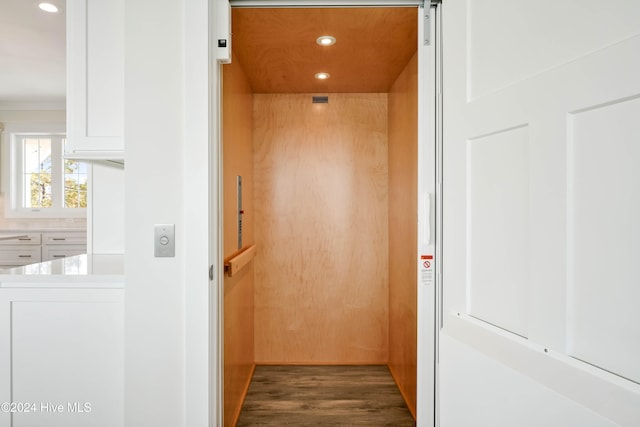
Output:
[{"xmin": 154, "ymin": 224, "xmax": 175, "ymax": 257}]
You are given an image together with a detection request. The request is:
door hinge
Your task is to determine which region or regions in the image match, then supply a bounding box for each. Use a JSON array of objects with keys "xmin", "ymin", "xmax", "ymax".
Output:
[
  {"xmin": 423, "ymin": 5, "xmax": 431, "ymax": 46},
  {"xmin": 423, "ymin": 0, "xmax": 441, "ymax": 46},
  {"xmin": 209, "ymin": 264, "xmax": 215, "ymax": 281}
]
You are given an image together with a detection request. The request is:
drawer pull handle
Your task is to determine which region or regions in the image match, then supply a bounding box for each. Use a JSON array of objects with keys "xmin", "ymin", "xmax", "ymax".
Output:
[
  {"xmin": 18, "ymin": 255, "xmax": 32, "ymax": 258},
  {"xmin": 18, "ymin": 238, "xmax": 32, "ymax": 241},
  {"xmin": 52, "ymin": 255, "xmax": 66, "ymax": 258},
  {"xmin": 52, "ymin": 238, "xmax": 66, "ymax": 241}
]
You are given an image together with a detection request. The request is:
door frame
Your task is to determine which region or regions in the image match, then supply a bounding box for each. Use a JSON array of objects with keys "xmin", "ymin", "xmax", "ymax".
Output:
[
  {"xmin": 417, "ymin": 3, "xmax": 442, "ymax": 426},
  {"xmin": 208, "ymin": 2, "xmax": 443, "ymax": 426}
]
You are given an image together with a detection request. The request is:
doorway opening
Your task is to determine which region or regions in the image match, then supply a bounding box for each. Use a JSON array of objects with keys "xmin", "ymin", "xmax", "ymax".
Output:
[{"xmin": 219, "ymin": 6, "xmax": 430, "ymax": 426}]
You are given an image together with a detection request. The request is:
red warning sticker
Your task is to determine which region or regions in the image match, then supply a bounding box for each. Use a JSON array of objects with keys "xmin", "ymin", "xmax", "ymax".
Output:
[{"xmin": 419, "ymin": 254, "xmax": 434, "ymax": 286}]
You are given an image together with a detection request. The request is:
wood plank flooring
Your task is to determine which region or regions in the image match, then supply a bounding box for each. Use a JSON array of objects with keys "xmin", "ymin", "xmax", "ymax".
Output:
[{"xmin": 236, "ymin": 365, "xmax": 416, "ymax": 426}]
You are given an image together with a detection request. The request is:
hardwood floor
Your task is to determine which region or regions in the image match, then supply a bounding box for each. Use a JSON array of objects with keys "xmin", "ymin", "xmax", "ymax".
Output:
[{"xmin": 236, "ymin": 365, "xmax": 416, "ymax": 426}]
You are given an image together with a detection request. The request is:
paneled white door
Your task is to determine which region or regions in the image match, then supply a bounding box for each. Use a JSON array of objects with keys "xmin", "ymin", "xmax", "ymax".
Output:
[{"xmin": 439, "ymin": 1, "xmax": 640, "ymax": 426}]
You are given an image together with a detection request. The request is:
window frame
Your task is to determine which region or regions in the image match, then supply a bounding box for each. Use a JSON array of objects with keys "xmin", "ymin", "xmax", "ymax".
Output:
[{"xmin": 1, "ymin": 123, "xmax": 89, "ymax": 219}]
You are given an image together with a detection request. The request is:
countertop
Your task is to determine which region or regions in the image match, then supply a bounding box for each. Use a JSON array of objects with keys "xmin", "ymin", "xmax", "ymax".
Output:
[{"xmin": 0, "ymin": 254, "xmax": 124, "ymax": 287}]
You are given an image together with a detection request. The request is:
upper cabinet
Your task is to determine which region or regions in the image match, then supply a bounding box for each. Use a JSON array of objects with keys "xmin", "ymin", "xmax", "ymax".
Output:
[{"xmin": 66, "ymin": 0, "xmax": 124, "ymax": 161}]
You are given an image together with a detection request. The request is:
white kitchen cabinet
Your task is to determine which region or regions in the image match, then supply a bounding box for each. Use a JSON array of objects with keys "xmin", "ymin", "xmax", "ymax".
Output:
[
  {"xmin": 42, "ymin": 231, "xmax": 88, "ymax": 262},
  {"xmin": 0, "ymin": 286, "xmax": 124, "ymax": 427},
  {"xmin": 0, "ymin": 233, "xmax": 41, "ymax": 246},
  {"xmin": 0, "ymin": 234, "xmax": 43, "ymax": 269},
  {"xmin": 0, "ymin": 232, "xmax": 87, "ymax": 268},
  {"xmin": 66, "ymin": 0, "xmax": 124, "ymax": 160},
  {"xmin": 0, "ymin": 248, "xmax": 42, "ymax": 268},
  {"xmin": 42, "ymin": 245, "xmax": 88, "ymax": 261},
  {"xmin": 42, "ymin": 232, "xmax": 87, "ymax": 246}
]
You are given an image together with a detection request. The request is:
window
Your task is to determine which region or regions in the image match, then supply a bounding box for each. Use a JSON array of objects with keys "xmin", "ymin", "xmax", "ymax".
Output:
[{"xmin": 3, "ymin": 124, "xmax": 88, "ymax": 218}]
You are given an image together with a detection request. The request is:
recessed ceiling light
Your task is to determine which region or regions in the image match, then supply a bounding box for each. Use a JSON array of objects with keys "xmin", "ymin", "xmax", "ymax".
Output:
[
  {"xmin": 38, "ymin": 2, "xmax": 59, "ymax": 13},
  {"xmin": 316, "ymin": 36, "xmax": 336, "ymax": 46},
  {"xmin": 314, "ymin": 72, "xmax": 330, "ymax": 80}
]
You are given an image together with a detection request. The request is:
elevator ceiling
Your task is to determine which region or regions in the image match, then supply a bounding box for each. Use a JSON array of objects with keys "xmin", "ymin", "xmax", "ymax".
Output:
[{"xmin": 231, "ymin": 7, "xmax": 418, "ymax": 93}]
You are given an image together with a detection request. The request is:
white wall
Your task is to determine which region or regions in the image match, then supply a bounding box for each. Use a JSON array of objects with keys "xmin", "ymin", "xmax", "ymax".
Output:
[
  {"xmin": 0, "ymin": 109, "xmax": 65, "ymax": 123},
  {"xmin": 123, "ymin": 0, "xmax": 184, "ymax": 421},
  {"xmin": 184, "ymin": 0, "xmax": 213, "ymax": 425},
  {"xmin": 89, "ymin": 163, "xmax": 124, "ymax": 253},
  {"xmin": 124, "ymin": 0, "xmax": 211, "ymax": 426}
]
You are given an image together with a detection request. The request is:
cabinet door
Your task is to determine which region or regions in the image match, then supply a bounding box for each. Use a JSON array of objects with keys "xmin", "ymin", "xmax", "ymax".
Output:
[
  {"xmin": 42, "ymin": 245, "xmax": 87, "ymax": 262},
  {"xmin": 0, "ymin": 288, "xmax": 124, "ymax": 427},
  {"xmin": 0, "ymin": 234, "xmax": 43, "ymax": 267},
  {"xmin": 66, "ymin": 0, "xmax": 124, "ymax": 160},
  {"xmin": 42, "ymin": 232, "xmax": 87, "ymax": 246},
  {"xmin": 0, "ymin": 248, "xmax": 42, "ymax": 267},
  {"xmin": 0, "ymin": 234, "xmax": 42, "ymax": 246}
]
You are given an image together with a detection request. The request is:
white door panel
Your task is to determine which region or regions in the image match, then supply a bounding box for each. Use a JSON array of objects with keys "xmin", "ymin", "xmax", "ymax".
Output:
[
  {"xmin": 568, "ymin": 95, "xmax": 640, "ymax": 384},
  {"xmin": 467, "ymin": 0, "xmax": 640, "ymax": 101},
  {"xmin": 468, "ymin": 125, "xmax": 529, "ymax": 337},
  {"xmin": 441, "ymin": 0, "xmax": 640, "ymax": 425}
]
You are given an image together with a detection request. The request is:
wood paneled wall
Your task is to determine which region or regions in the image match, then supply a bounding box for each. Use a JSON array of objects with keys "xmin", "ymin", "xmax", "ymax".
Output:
[
  {"xmin": 253, "ymin": 93, "xmax": 389, "ymax": 364},
  {"xmin": 222, "ymin": 57, "xmax": 255, "ymax": 427},
  {"xmin": 388, "ymin": 52, "xmax": 418, "ymax": 417}
]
